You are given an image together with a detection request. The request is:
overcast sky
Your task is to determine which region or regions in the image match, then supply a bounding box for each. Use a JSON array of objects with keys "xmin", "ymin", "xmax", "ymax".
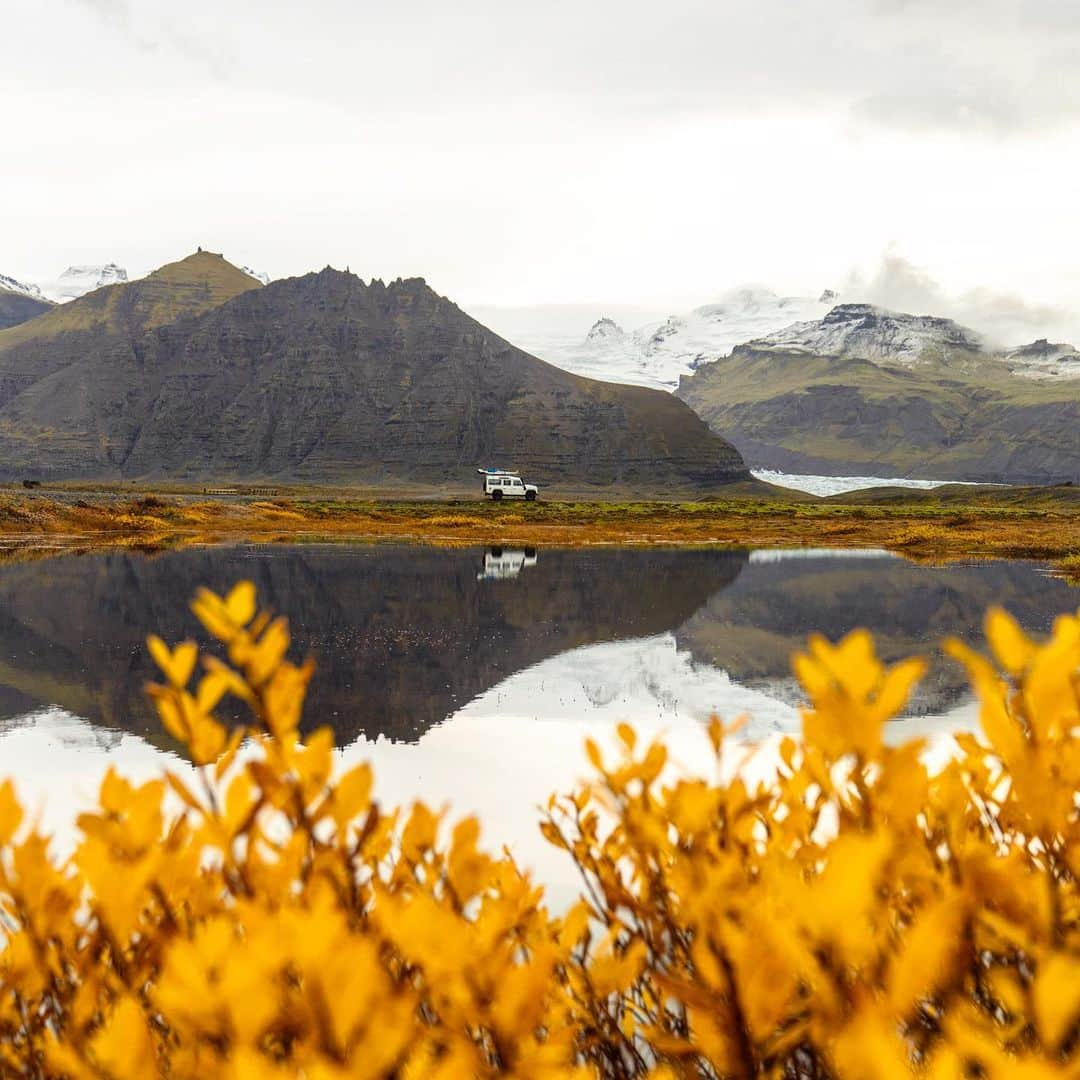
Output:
[{"xmin": 4, "ymin": 0, "xmax": 1080, "ymax": 330}]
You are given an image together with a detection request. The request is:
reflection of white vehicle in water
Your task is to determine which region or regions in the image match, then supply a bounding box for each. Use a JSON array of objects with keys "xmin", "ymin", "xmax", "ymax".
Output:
[
  {"xmin": 477, "ymin": 468, "xmax": 539, "ymax": 501},
  {"xmin": 478, "ymin": 547, "xmax": 538, "ymax": 581}
]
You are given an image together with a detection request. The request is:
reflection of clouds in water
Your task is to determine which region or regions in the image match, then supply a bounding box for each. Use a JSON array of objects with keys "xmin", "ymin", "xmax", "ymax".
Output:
[
  {"xmin": 0, "ymin": 709, "xmax": 189, "ymax": 853},
  {"xmin": 0, "ymin": 637, "xmax": 983, "ymax": 907},
  {"xmin": 452, "ymin": 634, "xmax": 800, "ymax": 739}
]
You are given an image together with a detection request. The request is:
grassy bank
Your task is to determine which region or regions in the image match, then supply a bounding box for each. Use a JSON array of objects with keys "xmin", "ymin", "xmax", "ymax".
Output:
[{"xmin": 0, "ymin": 483, "xmax": 1078, "ymax": 576}]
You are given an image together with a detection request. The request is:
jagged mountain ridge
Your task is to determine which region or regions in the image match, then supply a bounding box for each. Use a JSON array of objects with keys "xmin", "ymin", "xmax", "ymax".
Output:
[
  {"xmin": 678, "ymin": 302, "xmax": 1080, "ymax": 484},
  {"xmin": 0, "ymin": 255, "xmax": 747, "ymax": 489}
]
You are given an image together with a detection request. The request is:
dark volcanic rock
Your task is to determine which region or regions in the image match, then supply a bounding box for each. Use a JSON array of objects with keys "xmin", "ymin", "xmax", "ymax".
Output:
[
  {"xmin": 0, "ymin": 289, "xmax": 52, "ymax": 331},
  {"xmin": 0, "ymin": 266, "xmax": 748, "ymax": 490}
]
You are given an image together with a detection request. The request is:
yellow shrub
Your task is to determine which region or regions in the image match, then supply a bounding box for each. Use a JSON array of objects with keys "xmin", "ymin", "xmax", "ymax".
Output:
[{"xmin": 0, "ymin": 583, "xmax": 1078, "ymax": 1078}]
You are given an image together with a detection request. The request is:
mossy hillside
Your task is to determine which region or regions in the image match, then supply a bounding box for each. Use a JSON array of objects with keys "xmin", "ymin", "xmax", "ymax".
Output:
[
  {"xmin": 0, "ymin": 251, "xmax": 260, "ymax": 350},
  {"xmin": 678, "ymin": 346, "xmax": 1080, "ymax": 483}
]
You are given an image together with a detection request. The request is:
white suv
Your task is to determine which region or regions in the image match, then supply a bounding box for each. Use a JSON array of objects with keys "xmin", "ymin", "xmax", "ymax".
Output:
[{"xmin": 477, "ymin": 469, "xmax": 539, "ymax": 501}]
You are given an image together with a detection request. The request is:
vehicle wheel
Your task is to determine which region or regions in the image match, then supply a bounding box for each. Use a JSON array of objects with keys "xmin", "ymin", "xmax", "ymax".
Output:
[
  {"xmin": 491, "ymin": 490, "xmax": 502, "ymax": 501},
  {"xmin": 525, "ymin": 490, "xmax": 536, "ymax": 501}
]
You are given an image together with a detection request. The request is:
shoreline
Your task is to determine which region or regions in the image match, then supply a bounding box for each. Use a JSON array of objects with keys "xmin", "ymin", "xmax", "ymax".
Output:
[{"xmin": 0, "ymin": 487, "xmax": 1078, "ymax": 578}]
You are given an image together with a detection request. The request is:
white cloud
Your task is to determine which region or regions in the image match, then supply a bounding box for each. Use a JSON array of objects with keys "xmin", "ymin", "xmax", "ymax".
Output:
[
  {"xmin": 845, "ymin": 252, "xmax": 1078, "ymax": 347},
  {"xmin": 3, "ymin": 0, "xmax": 1080, "ymax": 317}
]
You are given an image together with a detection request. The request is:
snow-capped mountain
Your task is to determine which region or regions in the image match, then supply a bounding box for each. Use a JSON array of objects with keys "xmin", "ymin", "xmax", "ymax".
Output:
[
  {"xmin": 744, "ymin": 303, "xmax": 986, "ymax": 367},
  {"xmin": 40, "ymin": 264, "xmax": 128, "ymax": 303},
  {"xmin": 584, "ymin": 316, "xmax": 627, "ymax": 345},
  {"xmin": 240, "ymin": 265, "xmax": 271, "ymax": 285},
  {"xmin": 736, "ymin": 305, "xmax": 1080, "ymax": 380},
  {"xmin": 0, "ymin": 273, "xmax": 46, "ymax": 301},
  {"xmin": 1002, "ymin": 338, "xmax": 1080, "ymax": 380},
  {"xmin": 512, "ymin": 287, "xmax": 837, "ymax": 390},
  {"xmin": 5, "ymin": 257, "xmax": 269, "ymax": 305}
]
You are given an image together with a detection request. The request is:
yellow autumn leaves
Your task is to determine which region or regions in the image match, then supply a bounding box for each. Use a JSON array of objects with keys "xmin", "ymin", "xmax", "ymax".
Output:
[{"xmin": 0, "ymin": 583, "xmax": 1079, "ymax": 1078}]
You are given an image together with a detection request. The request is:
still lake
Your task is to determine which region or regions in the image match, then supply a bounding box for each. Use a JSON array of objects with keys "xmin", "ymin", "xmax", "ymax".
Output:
[{"xmin": 1, "ymin": 543, "xmax": 1078, "ymax": 893}]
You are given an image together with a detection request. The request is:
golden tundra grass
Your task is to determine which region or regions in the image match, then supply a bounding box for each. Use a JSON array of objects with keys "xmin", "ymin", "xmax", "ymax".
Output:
[{"xmin": 0, "ymin": 487, "xmax": 1078, "ymax": 575}]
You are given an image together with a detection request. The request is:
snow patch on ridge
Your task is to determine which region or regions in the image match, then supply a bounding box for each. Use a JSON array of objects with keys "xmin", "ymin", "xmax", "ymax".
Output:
[
  {"xmin": 0, "ymin": 273, "xmax": 47, "ymax": 301},
  {"xmin": 240, "ymin": 265, "xmax": 271, "ymax": 285}
]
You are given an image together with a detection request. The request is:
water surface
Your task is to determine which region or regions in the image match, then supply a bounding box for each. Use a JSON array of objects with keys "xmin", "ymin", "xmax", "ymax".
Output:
[{"xmin": 1, "ymin": 544, "xmax": 1076, "ymax": 886}]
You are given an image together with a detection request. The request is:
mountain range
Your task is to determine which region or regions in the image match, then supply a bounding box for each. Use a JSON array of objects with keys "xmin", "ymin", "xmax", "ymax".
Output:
[
  {"xmin": 677, "ymin": 303, "xmax": 1080, "ymax": 483},
  {"xmin": 501, "ymin": 287, "xmax": 837, "ymax": 391},
  {"xmin": 2, "ymin": 250, "xmax": 1076, "ymax": 487},
  {"xmin": 0, "ymin": 251, "xmax": 747, "ymax": 490},
  {"xmin": 0, "ymin": 261, "xmax": 271, "ymax": 307}
]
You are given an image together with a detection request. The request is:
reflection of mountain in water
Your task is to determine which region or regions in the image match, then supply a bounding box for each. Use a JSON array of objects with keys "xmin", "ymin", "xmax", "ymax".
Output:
[
  {"xmin": 0, "ymin": 545, "xmax": 746, "ymax": 744},
  {"xmin": 0, "ymin": 545, "xmax": 1076, "ymax": 746},
  {"xmin": 677, "ymin": 552, "xmax": 1080, "ymax": 714}
]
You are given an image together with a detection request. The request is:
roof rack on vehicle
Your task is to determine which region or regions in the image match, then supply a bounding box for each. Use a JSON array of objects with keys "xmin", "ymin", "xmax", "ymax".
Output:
[{"xmin": 477, "ymin": 467, "xmax": 519, "ymax": 475}]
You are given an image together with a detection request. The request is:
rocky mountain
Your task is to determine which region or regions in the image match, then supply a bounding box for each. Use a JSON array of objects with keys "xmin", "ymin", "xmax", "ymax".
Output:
[
  {"xmin": 0, "ymin": 250, "xmax": 262, "ymax": 417},
  {"xmin": 678, "ymin": 303, "xmax": 1080, "ymax": 484},
  {"xmin": 1002, "ymin": 338, "xmax": 1080, "ymax": 379},
  {"xmin": 585, "ymin": 316, "xmax": 627, "ymax": 344},
  {"xmin": 0, "ymin": 288, "xmax": 52, "ymax": 331},
  {"xmin": 510, "ymin": 287, "xmax": 836, "ymax": 391},
  {"xmin": 749, "ymin": 303, "xmax": 985, "ymax": 366},
  {"xmin": 0, "ymin": 253, "xmax": 747, "ymax": 489}
]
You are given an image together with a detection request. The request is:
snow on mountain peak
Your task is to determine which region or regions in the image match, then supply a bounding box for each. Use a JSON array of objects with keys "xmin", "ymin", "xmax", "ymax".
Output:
[
  {"xmin": 0, "ymin": 273, "xmax": 46, "ymax": 301},
  {"xmin": 43, "ymin": 264, "xmax": 129, "ymax": 303},
  {"xmin": 584, "ymin": 316, "xmax": 626, "ymax": 343},
  {"xmin": 692, "ymin": 285, "xmax": 783, "ymax": 318},
  {"xmin": 1002, "ymin": 338, "xmax": 1080, "ymax": 379},
  {"xmin": 522, "ymin": 287, "xmax": 838, "ymax": 390},
  {"xmin": 744, "ymin": 303, "xmax": 986, "ymax": 366},
  {"xmin": 240, "ymin": 265, "xmax": 271, "ymax": 285}
]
